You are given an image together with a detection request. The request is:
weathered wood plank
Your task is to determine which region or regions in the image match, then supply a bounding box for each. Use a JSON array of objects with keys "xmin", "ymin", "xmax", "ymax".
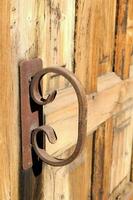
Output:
[
  {"xmin": 125, "ymin": 0, "xmax": 133, "ymax": 77},
  {"xmin": 97, "ymin": 0, "xmax": 117, "ymax": 76},
  {"xmin": 40, "ymin": 135, "xmax": 92, "ymax": 200},
  {"xmin": 10, "ymin": 1, "xmax": 41, "ymax": 199},
  {"xmin": 91, "ymin": 118, "xmax": 113, "ymax": 200},
  {"xmin": 110, "ymin": 100, "xmax": 133, "ymax": 192},
  {"xmin": 37, "ymin": 1, "xmax": 93, "ymax": 200},
  {"xmin": 75, "ymin": 0, "xmax": 98, "ymax": 93},
  {"xmin": 69, "ymin": 135, "xmax": 93, "ymax": 200},
  {"xmin": 0, "ymin": 1, "xmax": 20, "ymax": 199},
  {"xmin": 114, "ymin": 0, "xmax": 129, "ymax": 78},
  {"xmin": 75, "ymin": 0, "xmax": 116, "ymax": 93},
  {"xmin": 109, "ymin": 1, "xmax": 133, "ymax": 195},
  {"xmin": 1, "ymin": 0, "xmax": 133, "ymax": 199},
  {"xmin": 37, "ymin": 0, "xmax": 75, "ymax": 92},
  {"xmin": 114, "ymin": 0, "xmax": 133, "ymax": 79},
  {"xmin": 11, "ymin": 0, "xmax": 38, "ymax": 60}
]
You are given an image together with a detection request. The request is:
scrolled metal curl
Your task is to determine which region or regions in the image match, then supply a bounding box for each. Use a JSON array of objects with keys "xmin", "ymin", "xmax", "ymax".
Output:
[{"xmin": 30, "ymin": 66, "xmax": 87, "ymax": 166}]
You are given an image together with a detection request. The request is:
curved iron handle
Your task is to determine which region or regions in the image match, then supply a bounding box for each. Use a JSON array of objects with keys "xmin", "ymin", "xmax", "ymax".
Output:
[{"xmin": 30, "ymin": 66, "xmax": 87, "ymax": 166}]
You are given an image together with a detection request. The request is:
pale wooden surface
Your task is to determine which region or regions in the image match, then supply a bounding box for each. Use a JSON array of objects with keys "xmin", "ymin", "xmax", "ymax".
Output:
[
  {"xmin": 68, "ymin": 135, "xmax": 93, "ymax": 200},
  {"xmin": 36, "ymin": 1, "xmax": 94, "ymax": 200},
  {"xmin": 75, "ymin": 0, "xmax": 116, "ymax": 93},
  {"xmin": 111, "ymin": 0, "xmax": 133, "ymax": 195},
  {"xmin": 110, "ymin": 101, "xmax": 133, "ymax": 192},
  {"xmin": 39, "ymin": 135, "xmax": 93, "ymax": 200},
  {"xmin": 37, "ymin": 0, "xmax": 75, "ymax": 92},
  {"xmin": 97, "ymin": 0, "xmax": 117, "ymax": 75},
  {"xmin": 110, "ymin": 182, "xmax": 133, "ymax": 200},
  {"xmin": 10, "ymin": 1, "xmax": 41, "ymax": 199},
  {"xmin": 75, "ymin": 0, "xmax": 98, "ymax": 93},
  {"xmin": 0, "ymin": 1, "xmax": 20, "ymax": 199},
  {"xmin": 1, "ymin": 0, "xmax": 133, "ymax": 199},
  {"xmin": 119, "ymin": 182, "xmax": 133, "ymax": 200},
  {"xmin": 11, "ymin": 0, "xmax": 38, "ymax": 60}
]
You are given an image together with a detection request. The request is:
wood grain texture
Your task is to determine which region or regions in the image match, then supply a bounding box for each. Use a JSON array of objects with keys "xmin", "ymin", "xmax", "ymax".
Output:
[
  {"xmin": 110, "ymin": 182, "xmax": 133, "ymax": 200},
  {"xmin": 69, "ymin": 135, "xmax": 93, "ymax": 200},
  {"xmin": 110, "ymin": 99, "xmax": 133, "ymax": 192},
  {"xmin": 97, "ymin": 0, "xmax": 117, "ymax": 76},
  {"xmin": 128, "ymin": 0, "xmax": 133, "ymax": 79},
  {"xmin": 91, "ymin": 118, "xmax": 113, "ymax": 200},
  {"xmin": 75, "ymin": 0, "xmax": 98, "ymax": 93},
  {"xmin": 39, "ymin": 135, "xmax": 93, "ymax": 200},
  {"xmin": 114, "ymin": 0, "xmax": 133, "ymax": 79},
  {"xmin": 125, "ymin": 0, "xmax": 133, "ymax": 79},
  {"xmin": 114, "ymin": 0, "xmax": 128, "ymax": 78},
  {"xmin": 43, "ymin": 73, "xmax": 133, "ymax": 156},
  {"xmin": 11, "ymin": 0, "xmax": 38, "ymax": 60},
  {"xmin": 10, "ymin": 1, "xmax": 40, "ymax": 199},
  {"xmin": 119, "ymin": 182, "xmax": 133, "ymax": 200},
  {"xmin": 109, "ymin": 176, "xmax": 129, "ymax": 199},
  {"xmin": 0, "ymin": 1, "xmax": 20, "ymax": 199},
  {"xmin": 131, "ymin": 145, "xmax": 133, "ymax": 182},
  {"xmin": 75, "ymin": 0, "xmax": 116, "ymax": 93},
  {"xmin": 37, "ymin": 0, "xmax": 75, "ymax": 92},
  {"xmin": 1, "ymin": 0, "xmax": 133, "ymax": 199}
]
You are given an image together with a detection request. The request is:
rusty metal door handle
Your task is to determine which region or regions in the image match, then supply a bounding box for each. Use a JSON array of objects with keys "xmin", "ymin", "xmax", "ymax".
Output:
[{"xmin": 20, "ymin": 58, "xmax": 87, "ymax": 171}]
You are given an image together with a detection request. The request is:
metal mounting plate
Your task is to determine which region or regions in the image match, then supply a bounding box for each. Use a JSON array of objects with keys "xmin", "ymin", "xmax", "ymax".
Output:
[{"xmin": 19, "ymin": 58, "xmax": 43, "ymax": 170}]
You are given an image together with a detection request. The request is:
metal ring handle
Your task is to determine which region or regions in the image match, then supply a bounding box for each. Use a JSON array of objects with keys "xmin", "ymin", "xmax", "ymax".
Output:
[{"xmin": 30, "ymin": 66, "xmax": 87, "ymax": 166}]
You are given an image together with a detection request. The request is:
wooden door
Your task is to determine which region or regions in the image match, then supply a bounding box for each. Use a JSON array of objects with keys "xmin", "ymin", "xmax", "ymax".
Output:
[{"xmin": 1, "ymin": 0, "xmax": 133, "ymax": 199}]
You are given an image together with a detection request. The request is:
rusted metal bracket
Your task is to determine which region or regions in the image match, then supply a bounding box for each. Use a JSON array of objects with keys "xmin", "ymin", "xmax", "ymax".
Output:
[
  {"xmin": 19, "ymin": 59, "xmax": 43, "ymax": 170},
  {"xmin": 19, "ymin": 58, "xmax": 87, "ymax": 171}
]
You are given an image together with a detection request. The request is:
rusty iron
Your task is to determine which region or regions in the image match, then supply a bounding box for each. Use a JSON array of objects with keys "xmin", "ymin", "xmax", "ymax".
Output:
[
  {"xmin": 30, "ymin": 66, "xmax": 87, "ymax": 166},
  {"xmin": 20, "ymin": 58, "xmax": 87, "ymax": 169},
  {"xmin": 19, "ymin": 58, "xmax": 43, "ymax": 170}
]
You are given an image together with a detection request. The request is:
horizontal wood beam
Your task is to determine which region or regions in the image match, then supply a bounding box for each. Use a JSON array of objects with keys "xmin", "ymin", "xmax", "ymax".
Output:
[{"xmin": 45, "ymin": 72, "xmax": 133, "ymax": 155}]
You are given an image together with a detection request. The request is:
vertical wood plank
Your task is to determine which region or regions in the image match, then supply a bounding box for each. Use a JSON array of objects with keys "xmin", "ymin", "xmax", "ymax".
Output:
[
  {"xmin": 69, "ymin": 135, "xmax": 93, "ymax": 200},
  {"xmin": 39, "ymin": 135, "xmax": 93, "ymax": 200},
  {"xmin": 75, "ymin": 0, "xmax": 98, "ymax": 93},
  {"xmin": 98, "ymin": 0, "xmax": 117, "ymax": 75},
  {"xmin": 36, "ymin": 1, "xmax": 93, "ymax": 199},
  {"xmin": 128, "ymin": 0, "xmax": 133, "ymax": 77},
  {"xmin": 110, "ymin": 99, "xmax": 133, "ymax": 193},
  {"xmin": 114, "ymin": 0, "xmax": 133, "ymax": 79},
  {"xmin": 75, "ymin": 0, "xmax": 116, "ymax": 93},
  {"xmin": 114, "ymin": 0, "xmax": 129, "ymax": 78},
  {"xmin": 10, "ymin": 1, "xmax": 41, "ymax": 199},
  {"xmin": 11, "ymin": 0, "xmax": 38, "ymax": 60},
  {"xmin": 91, "ymin": 118, "xmax": 113, "ymax": 200},
  {"xmin": 37, "ymin": 0, "xmax": 75, "ymax": 92},
  {"xmin": 0, "ymin": 1, "xmax": 20, "ymax": 199}
]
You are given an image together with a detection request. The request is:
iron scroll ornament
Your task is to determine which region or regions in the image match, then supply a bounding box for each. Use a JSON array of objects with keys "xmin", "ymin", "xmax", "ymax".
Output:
[{"xmin": 30, "ymin": 66, "xmax": 87, "ymax": 166}]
